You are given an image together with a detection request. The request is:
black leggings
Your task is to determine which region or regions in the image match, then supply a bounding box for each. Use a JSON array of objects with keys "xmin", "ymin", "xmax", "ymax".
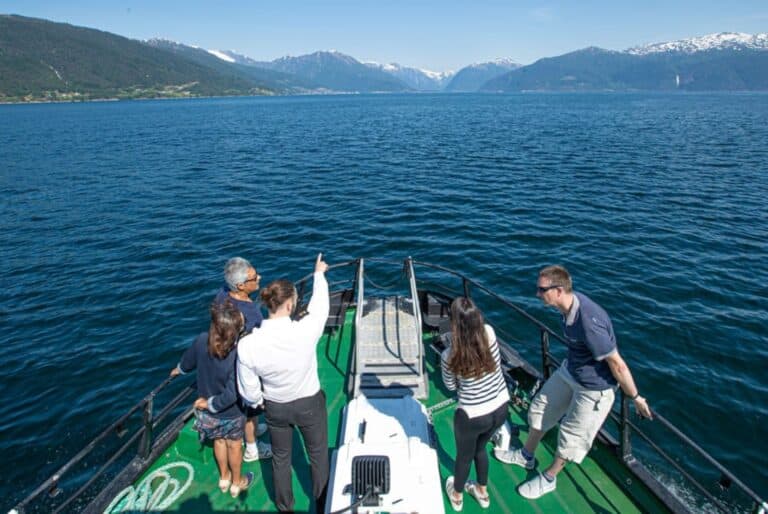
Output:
[{"xmin": 453, "ymin": 403, "xmax": 508, "ymax": 492}]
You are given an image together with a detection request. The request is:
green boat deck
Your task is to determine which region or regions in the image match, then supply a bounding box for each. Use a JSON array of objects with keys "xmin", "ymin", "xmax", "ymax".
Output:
[{"xmin": 122, "ymin": 308, "xmax": 668, "ymax": 513}]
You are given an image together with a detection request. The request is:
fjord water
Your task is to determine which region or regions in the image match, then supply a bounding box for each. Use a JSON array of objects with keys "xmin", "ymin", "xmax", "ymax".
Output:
[{"xmin": 1, "ymin": 93, "xmax": 766, "ymax": 509}]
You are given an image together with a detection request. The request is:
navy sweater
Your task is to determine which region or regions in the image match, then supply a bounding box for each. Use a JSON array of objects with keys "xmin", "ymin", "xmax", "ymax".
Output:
[
  {"xmin": 214, "ymin": 287, "xmax": 264, "ymax": 333},
  {"xmin": 178, "ymin": 332, "xmax": 244, "ymax": 419}
]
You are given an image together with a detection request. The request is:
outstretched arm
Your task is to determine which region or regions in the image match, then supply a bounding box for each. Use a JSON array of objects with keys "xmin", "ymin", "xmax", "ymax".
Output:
[
  {"xmin": 170, "ymin": 335, "xmax": 200, "ymax": 377},
  {"xmin": 605, "ymin": 351, "xmax": 653, "ymax": 419},
  {"xmin": 298, "ymin": 253, "xmax": 330, "ymax": 340}
]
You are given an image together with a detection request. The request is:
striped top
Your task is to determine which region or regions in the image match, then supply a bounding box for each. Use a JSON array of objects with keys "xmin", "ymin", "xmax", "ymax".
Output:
[{"xmin": 441, "ymin": 324, "xmax": 510, "ymax": 418}]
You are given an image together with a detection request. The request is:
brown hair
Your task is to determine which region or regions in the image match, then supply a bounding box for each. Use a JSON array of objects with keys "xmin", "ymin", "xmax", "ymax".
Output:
[
  {"xmin": 260, "ymin": 279, "xmax": 297, "ymax": 314},
  {"xmin": 446, "ymin": 297, "xmax": 497, "ymax": 379},
  {"xmin": 207, "ymin": 300, "xmax": 244, "ymax": 359},
  {"xmin": 539, "ymin": 265, "xmax": 573, "ymax": 293}
]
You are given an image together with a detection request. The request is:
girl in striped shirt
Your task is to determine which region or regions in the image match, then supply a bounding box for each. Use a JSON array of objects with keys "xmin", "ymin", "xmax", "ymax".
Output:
[{"xmin": 442, "ymin": 297, "xmax": 510, "ymax": 511}]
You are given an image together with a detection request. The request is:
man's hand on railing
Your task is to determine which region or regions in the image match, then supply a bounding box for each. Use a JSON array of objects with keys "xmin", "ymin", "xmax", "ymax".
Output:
[
  {"xmin": 169, "ymin": 366, "xmax": 181, "ymax": 378},
  {"xmin": 634, "ymin": 396, "xmax": 653, "ymax": 420}
]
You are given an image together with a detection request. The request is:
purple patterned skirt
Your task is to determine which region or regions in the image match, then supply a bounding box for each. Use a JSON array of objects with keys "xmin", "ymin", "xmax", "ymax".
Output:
[{"xmin": 193, "ymin": 409, "xmax": 245, "ymax": 442}]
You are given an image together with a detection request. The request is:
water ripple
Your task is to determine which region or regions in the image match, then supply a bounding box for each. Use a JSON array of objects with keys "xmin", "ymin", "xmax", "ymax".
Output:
[{"xmin": 1, "ymin": 93, "xmax": 767, "ymax": 507}]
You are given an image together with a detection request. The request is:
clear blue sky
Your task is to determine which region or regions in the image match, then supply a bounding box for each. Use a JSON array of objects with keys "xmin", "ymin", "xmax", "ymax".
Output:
[{"xmin": 4, "ymin": 1, "xmax": 767, "ymax": 71}]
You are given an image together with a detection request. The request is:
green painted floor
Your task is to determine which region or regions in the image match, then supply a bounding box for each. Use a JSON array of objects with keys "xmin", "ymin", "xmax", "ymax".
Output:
[{"xmin": 120, "ymin": 308, "xmax": 667, "ymax": 513}]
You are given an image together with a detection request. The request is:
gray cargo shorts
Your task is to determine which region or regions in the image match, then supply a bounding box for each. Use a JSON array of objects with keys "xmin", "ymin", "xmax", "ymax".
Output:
[{"xmin": 527, "ymin": 362, "xmax": 615, "ymax": 463}]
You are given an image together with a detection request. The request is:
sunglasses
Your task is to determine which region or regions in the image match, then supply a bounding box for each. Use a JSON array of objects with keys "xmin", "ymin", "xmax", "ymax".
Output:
[
  {"xmin": 243, "ymin": 273, "xmax": 261, "ymax": 284},
  {"xmin": 537, "ymin": 284, "xmax": 562, "ymax": 294}
]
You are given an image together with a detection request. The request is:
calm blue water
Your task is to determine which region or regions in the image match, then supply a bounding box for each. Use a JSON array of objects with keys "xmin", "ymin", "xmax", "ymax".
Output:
[{"xmin": 1, "ymin": 93, "xmax": 767, "ymax": 510}]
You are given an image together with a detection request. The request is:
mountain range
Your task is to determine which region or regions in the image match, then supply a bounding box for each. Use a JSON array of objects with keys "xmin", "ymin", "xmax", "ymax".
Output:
[
  {"xmin": 483, "ymin": 33, "xmax": 768, "ymax": 92},
  {"xmin": 1, "ymin": 14, "xmax": 767, "ymax": 102}
]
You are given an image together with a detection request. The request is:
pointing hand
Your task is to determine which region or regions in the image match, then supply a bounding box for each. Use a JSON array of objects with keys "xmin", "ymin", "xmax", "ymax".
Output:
[{"xmin": 315, "ymin": 253, "xmax": 328, "ymax": 274}]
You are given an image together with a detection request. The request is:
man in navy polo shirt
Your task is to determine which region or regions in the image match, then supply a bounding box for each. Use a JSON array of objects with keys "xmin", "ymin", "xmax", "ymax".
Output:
[{"xmin": 497, "ymin": 265, "xmax": 652, "ymax": 499}]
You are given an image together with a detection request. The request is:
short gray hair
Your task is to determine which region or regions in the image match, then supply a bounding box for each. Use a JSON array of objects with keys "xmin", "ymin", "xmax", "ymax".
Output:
[{"xmin": 224, "ymin": 257, "xmax": 253, "ymax": 291}]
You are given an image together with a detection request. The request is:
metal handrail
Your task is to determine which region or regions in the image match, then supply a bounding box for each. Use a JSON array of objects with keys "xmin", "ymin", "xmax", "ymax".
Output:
[
  {"xmin": 14, "ymin": 257, "xmax": 764, "ymax": 513},
  {"xmin": 410, "ymin": 259, "xmax": 766, "ymax": 513},
  {"xmin": 412, "ymin": 259, "xmax": 569, "ymax": 344},
  {"xmin": 12, "ymin": 376, "xmax": 189, "ymax": 513},
  {"xmin": 405, "ymin": 257, "xmax": 425, "ymax": 393},
  {"xmin": 293, "ymin": 258, "xmax": 360, "ymax": 287},
  {"xmin": 353, "ymin": 258, "xmax": 366, "ymax": 398},
  {"xmin": 616, "ymin": 404, "xmax": 731, "ymax": 513}
]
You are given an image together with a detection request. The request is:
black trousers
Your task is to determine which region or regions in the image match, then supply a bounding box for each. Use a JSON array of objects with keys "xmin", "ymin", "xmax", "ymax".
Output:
[
  {"xmin": 265, "ymin": 390, "xmax": 329, "ymax": 512},
  {"xmin": 453, "ymin": 403, "xmax": 508, "ymax": 492}
]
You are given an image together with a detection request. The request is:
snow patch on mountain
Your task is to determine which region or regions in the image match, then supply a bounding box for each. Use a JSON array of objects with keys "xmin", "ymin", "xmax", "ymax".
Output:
[
  {"xmin": 626, "ymin": 32, "xmax": 768, "ymax": 55},
  {"xmin": 467, "ymin": 57, "xmax": 519, "ymax": 68},
  {"xmin": 363, "ymin": 61, "xmax": 454, "ymax": 90},
  {"xmin": 207, "ymin": 49, "xmax": 235, "ymax": 63},
  {"xmin": 420, "ymin": 68, "xmax": 454, "ymax": 80}
]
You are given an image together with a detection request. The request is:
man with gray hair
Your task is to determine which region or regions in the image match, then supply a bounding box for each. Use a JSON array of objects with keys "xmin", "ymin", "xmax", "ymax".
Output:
[
  {"xmin": 214, "ymin": 257, "xmax": 272, "ymax": 461},
  {"xmin": 215, "ymin": 257, "xmax": 263, "ymax": 333}
]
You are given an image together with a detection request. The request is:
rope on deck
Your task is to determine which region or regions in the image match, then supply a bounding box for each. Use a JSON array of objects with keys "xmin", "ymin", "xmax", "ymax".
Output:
[
  {"xmin": 103, "ymin": 461, "xmax": 194, "ymax": 513},
  {"xmin": 427, "ymin": 398, "xmax": 456, "ymax": 415}
]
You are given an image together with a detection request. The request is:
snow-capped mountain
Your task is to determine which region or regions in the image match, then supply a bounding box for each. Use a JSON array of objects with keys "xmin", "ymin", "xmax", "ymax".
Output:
[
  {"xmin": 364, "ymin": 62, "xmax": 454, "ymax": 91},
  {"xmin": 626, "ymin": 32, "xmax": 768, "ymax": 55},
  {"xmin": 249, "ymin": 51, "xmax": 411, "ymax": 92},
  {"xmin": 465, "ymin": 57, "xmax": 520, "ymax": 69},
  {"xmin": 444, "ymin": 58, "xmax": 521, "ymax": 92}
]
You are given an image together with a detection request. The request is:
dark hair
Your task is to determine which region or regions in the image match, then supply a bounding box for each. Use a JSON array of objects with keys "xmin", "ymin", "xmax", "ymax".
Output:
[
  {"xmin": 539, "ymin": 265, "xmax": 573, "ymax": 293},
  {"xmin": 208, "ymin": 300, "xmax": 243, "ymax": 359},
  {"xmin": 260, "ymin": 279, "xmax": 297, "ymax": 314},
  {"xmin": 446, "ymin": 297, "xmax": 497, "ymax": 379}
]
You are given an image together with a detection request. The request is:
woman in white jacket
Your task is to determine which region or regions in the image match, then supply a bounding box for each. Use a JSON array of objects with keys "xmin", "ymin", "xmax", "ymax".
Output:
[{"xmin": 237, "ymin": 253, "xmax": 329, "ymax": 513}]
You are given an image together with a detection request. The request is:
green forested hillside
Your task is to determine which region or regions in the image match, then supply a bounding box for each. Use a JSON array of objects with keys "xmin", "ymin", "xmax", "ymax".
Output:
[
  {"xmin": 145, "ymin": 39, "xmax": 321, "ymax": 93},
  {"xmin": 0, "ymin": 15, "xmax": 277, "ymax": 101}
]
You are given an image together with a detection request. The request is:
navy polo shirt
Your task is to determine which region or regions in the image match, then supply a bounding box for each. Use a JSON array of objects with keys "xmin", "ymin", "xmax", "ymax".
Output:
[
  {"xmin": 214, "ymin": 287, "xmax": 264, "ymax": 333},
  {"xmin": 561, "ymin": 292, "xmax": 618, "ymax": 390}
]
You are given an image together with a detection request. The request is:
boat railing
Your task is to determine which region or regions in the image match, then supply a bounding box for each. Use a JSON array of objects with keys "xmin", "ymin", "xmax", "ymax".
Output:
[
  {"xmin": 410, "ymin": 259, "xmax": 766, "ymax": 514},
  {"xmin": 11, "ymin": 376, "xmax": 195, "ymax": 514},
  {"xmin": 353, "ymin": 258, "xmax": 365, "ymax": 396},
  {"xmin": 405, "ymin": 256, "xmax": 426, "ymax": 394},
  {"xmin": 18, "ymin": 258, "xmax": 763, "ymax": 513}
]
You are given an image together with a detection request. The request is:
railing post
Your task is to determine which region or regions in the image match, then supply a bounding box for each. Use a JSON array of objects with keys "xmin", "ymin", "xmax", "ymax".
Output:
[
  {"xmin": 540, "ymin": 329, "xmax": 551, "ymax": 379},
  {"xmin": 462, "ymin": 277, "xmax": 471, "ymax": 298},
  {"xmin": 619, "ymin": 392, "xmax": 632, "ymax": 462},
  {"xmin": 138, "ymin": 396, "xmax": 154, "ymax": 460},
  {"xmin": 294, "ymin": 280, "xmax": 307, "ymax": 320}
]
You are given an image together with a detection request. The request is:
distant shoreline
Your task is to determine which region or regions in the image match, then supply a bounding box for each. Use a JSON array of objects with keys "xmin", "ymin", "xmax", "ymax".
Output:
[{"xmin": 3, "ymin": 89, "xmax": 768, "ymax": 105}]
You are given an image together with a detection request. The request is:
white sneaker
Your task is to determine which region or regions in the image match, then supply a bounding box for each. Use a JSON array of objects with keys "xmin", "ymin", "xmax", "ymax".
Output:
[
  {"xmin": 465, "ymin": 480, "xmax": 490, "ymax": 509},
  {"xmin": 518, "ymin": 472, "xmax": 556, "ymax": 499},
  {"xmin": 494, "ymin": 448, "xmax": 535, "ymax": 470},
  {"xmin": 243, "ymin": 441, "xmax": 273, "ymax": 461},
  {"xmin": 256, "ymin": 422, "xmax": 268, "ymax": 437}
]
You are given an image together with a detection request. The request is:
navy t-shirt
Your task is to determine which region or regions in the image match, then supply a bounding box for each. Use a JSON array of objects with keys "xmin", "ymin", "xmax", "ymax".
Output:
[
  {"xmin": 561, "ymin": 292, "xmax": 618, "ymax": 390},
  {"xmin": 214, "ymin": 287, "xmax": 264, "ymax": 333},
  {"xmin": 179, "ymin": 332, "xmax": 244, "ymax": 419}
]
